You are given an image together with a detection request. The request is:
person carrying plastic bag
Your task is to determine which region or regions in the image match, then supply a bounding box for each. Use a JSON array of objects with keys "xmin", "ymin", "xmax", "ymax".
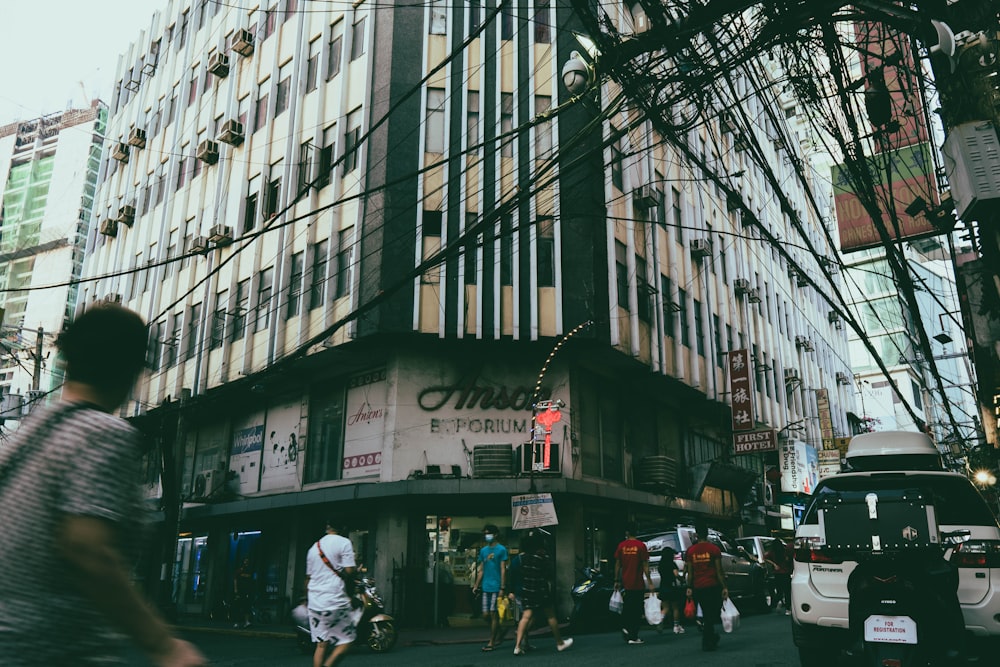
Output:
[{"xmin": 684, "ymin": 522, "xmax": 729, "ymax": 652}]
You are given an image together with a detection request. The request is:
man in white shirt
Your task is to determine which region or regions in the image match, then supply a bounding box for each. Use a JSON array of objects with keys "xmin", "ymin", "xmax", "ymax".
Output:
[{"xmin": 305, "ymin": 520, "xmax": 358, "ymax": 667}]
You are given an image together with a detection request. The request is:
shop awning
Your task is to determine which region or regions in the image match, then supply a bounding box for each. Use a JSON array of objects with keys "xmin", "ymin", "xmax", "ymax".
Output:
[{"xmin": 690, "ymin": 461, "xmax": 758, "ymax": 501}]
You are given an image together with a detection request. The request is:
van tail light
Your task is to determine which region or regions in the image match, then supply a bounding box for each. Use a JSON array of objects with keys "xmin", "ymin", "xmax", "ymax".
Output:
[
  {"xmin": 950, "ymin": 540, "xmax": 1000, "ymax": 568},
  {"xmin": 794, "ymin": 536, "xmax": 844, "ymax": 565}
]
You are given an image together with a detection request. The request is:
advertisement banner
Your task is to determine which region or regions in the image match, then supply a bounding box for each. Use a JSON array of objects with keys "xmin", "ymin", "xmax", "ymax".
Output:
[
  {"xmin": 343, "ymin": 368, "xmax": 388, "ymax": 479},
  {"xmin": 260, "ymin": 399, "xmax": 302, "ymax": 492},
  {"xmin": 818, "ymin": 449, "xmax": 842, "ymax": 480},
  {"xmin": 728, "ymin": 349, "xmax": 754, "ymax": 432},
  {"xmin": 512, "ymin": 493, "xmax": 559, "ymax": 529},
  {"xmin": 816, "ymin": 388, "xmax": 833, "ymax": 440},
  {"xmin": 733, "ymin": 429, "xmax": 777, "ymax": 454},
  {"xmin": 780, "ymin": 440, "xmax": 820, "ymax": 495},
  {"xmin": 230, "ymin": 412, "xmax": 265, "ymax": 495}
]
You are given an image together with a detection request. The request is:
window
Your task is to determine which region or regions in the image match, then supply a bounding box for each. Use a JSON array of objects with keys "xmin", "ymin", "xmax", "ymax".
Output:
[
  {"xmin": 636, "ymin": 256, "xmax": 649, "ymax": 321},
  {"xmin": 465, "ymin": 213, "xmax": 479, "ymax": 285},
  {"xmin": 149, "ymin": 321, "xmax": 164, "ymax": 370},
  {"xmin": 615, "ymin": 241, "xmax": 628, "ymax": 309},
  {"xmin": 469, "ymin": 0, "xmax": 481, "ymax": 32},
  {"xmin": 233, "ymin": 279, "xmax": 250, "ymax": 340},
  {"xmin": 254, "ymin": 85, "xmax": 269, "ymax": 133},
  {"xmin": 178, "ymin": 11, "xmax": 189, "ymax": 49},
  {"xmin": 501, "ymin": 5, "xmax": 514, "ymax": 39},
  {"xmin": 195, "ymin": 1, "xmax": 206, "ymax": 30},
  {"xmin": 186, "ymin": 302, "xmax": 202, "ymax": 360},
  {"xmin": 237, "ymin": 95, "xmax": 250, "ymax": 130},
  {"xmin": 298, "ymin": 141, "xmax": 314, "ymax": 192},
  {"xmin": 467, "ymin": 91, "xmax": 480, "ymax": 149},
  {"xmin": 167, "ymin": 313, "xmax": 181, "ymax": 367},
  {"xmin": 261, "ymin": 5, "xmax": 277, "ymax": 40},
  {"xmin": 309, "ymin": 239, "xmax": 329, "ymax": 309},
  {"xmin": 142, "ymin": 245, "xmax": 155, "ymax": 293},
  {"xmin": 421, "ymin": 213, "xmax": 442, "ymax": 284},
  {"xmin": 317, "ymin": 124, "xmax": 336, "ymax": 188},
  {"xmin": 176, "ymin": 152, "xmax": 189, "ymax": 191},
  {"xmin": 244, "ymin": 175, "xmax": 260, "ymax": 233},
  {"xmin": 535, "ymin": 96, "xmax": 552, "ymax": 155},
  {"xmin": 284, "ymin": 0, "xmax": 298, "ymax": 22},
  {"xmin": 264, "ymin": 167, "xmax": 281, "ymax": 219},
  {"xmin": 187, "ymin": 72, "xmax": 199, "ymax": 106},
  {"xmin": 672, "ymin": 187, "xmax": 683, "ymax": 245},
  {"xmin": 661, "ymin": 275, "xmax": 674, "ymax": 330},
  {"xmin": 275, "ymin": 61, "xmax": 292, "ymax": 116},
  {"xmin": 327, "ymin": 24, "xmax": 343, "ymax": 79},
  {"xmin": 166, "ymin": 93, "xmax": 177, "ymax": 126},
  {"xmin": 304, "ymin": 384, "xmax": 346, "ymax": 483},
  {"xmin": 343, "ymin": 109, "xmax": 361, "ymax": 174},
  {"xmin": 129, "ymin": 254, "xmax": 141, "ymax": 300},
  {"xmin": 350, "ymin": 17, "xmax": 366, "ymax": 60},
  {"xmin": 306, "ymin": 38, "xmax": 320, "ymax": 92},
  {"xmin": 537, "ymin": 216, "xmax": 555, "ymax": 287},
  {"xmin": 425, "ymin": 88, "xmax": 446, "ymax": 153},
  {"xmin": 500, "ymin": 214, "xmax": 514, "ymax": 286},
  {"xmin": 166, "ymin": 229, "xmax": 178, "ymax": 278},
  {"xmin": 533, "ymin": 0, "xmax": 551, "ymax": 43},
  {"xmin": 678, "ymin": 288, "xmax": 689, "ymax": 346},
  {"xmin": 501, "ymin": 93, "xmax": 514, "ymax": 157},
  {"xmin": 430, "ymin": 1, "xmax": 447, "ymax": 34},
  {"xmin": 714, "ymin": 315, "xmax": 723, "ymax": 367},
  {"xmin": 287, "ymin": 251, "xmax": 304, "ymax": 317},
  {"xmin": 611, "ymin": 138, "xmax": 624, "ymax": 191},
  {"xmin": 694, "ymin": 298, "xmax": 705, "ymax": 355},
  {"xmin": 211, "ymin": 289, "xmax": 227, "ymax": 350},
  {"xmin": 255, "ymin": 267, "xmax": 274, "ymax": 332},
  {"xmin": 192, "ymin": 131, "xmax": 204, "ymax": 179},
  {"xmin": 336, "ymin": 228, "xmax": 352, "ymax": 298}
]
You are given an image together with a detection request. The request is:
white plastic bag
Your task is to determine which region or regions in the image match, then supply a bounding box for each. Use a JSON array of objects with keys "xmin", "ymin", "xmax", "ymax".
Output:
[
  {"xmin": 720, "ymin": 597, "xmax": 740, "ymax": 633},
  {"xmin": 644, "ymin": 593, "xmax": 663, "ymax": 626},
  {"xmin": 609, "ymin": 589, "xmax": 624, "ymax": 614}
]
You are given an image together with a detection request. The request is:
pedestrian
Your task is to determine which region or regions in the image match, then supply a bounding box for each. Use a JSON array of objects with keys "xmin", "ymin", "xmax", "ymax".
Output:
[
  {"xmin": 512, "ymin": 531, "xmax": 573, "ymax": 655},
  {"xmin": 0, "ymin": 304, "xmax": 207, "ymax": 667},
  {"xmin": 233, "ymin": 557, "xmax": 256, "ymax": 627},
  {"xmin": 472, "ymin": 523, "xmax": 508, "ymax": 651},
  {"xmin": 613, "ymin": 522, "xmax": 655, "ymax": 645},
  {"xmin": 764, "ymin": 538, "xmax": 793, "ymax": 614},
  {"xmin": 306, "ymin": 519, "xmax": 359, "ymax": 667},
  {"xmin": 655, "ymin": 548, "xmax": 686, "ymax": 634},
  {"xmin": 685, "ymin": 522, "xmax": 728, "ymax": 652}
]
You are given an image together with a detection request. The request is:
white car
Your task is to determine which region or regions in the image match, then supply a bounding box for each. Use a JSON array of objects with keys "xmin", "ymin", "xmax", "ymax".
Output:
[{"xmin": 791, "ymin": 435, "xmax": 1000, "ymax": 665}]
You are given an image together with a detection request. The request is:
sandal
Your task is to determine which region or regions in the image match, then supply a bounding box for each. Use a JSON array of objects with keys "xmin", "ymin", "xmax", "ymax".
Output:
[{"xmin": 481, "ymin": 645, "xmax": 495, "ymax": 652}]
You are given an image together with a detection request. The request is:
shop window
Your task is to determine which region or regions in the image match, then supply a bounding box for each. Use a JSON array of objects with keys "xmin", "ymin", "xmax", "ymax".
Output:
[{"xmin": 305, "ymin": 384, "xmax": 346, "ymax": 483}]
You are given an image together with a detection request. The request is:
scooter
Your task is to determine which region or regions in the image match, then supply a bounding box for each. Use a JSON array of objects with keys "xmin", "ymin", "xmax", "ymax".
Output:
[
  {"xmin": 292, "ymin": 572, "xmax": 397, "ymax": 654},
  {"xmin": 568, "ymin": 563, "xmax": 618, "ymax": 634}
]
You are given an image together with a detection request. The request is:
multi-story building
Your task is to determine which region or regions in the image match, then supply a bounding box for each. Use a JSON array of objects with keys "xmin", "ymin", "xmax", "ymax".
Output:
[
  {"xmin": 0, "ymin": 102, "xmax": 106, "ymax": 416},
  {"xmin": 86, "ymin": 1, "xmax": 853, "ymax": 626}
]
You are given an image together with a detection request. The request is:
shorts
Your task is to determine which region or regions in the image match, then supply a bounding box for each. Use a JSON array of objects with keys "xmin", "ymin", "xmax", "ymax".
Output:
[
  {"xmin": 659, "ymin": 585, "xmax": 686, "ymax": 605},
  {"xmin": 308, "ymin": 606, "xmax": 359, "ymax": 645},
  {"xmin": 480, "ymin": 591, "xmax": 500, "ymax": 613}
]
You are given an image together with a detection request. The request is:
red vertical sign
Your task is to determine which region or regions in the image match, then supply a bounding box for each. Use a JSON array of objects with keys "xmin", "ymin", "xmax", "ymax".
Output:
[{"xmin": 729, "ymin": 349, "xmax": 754, "ymax": 432}]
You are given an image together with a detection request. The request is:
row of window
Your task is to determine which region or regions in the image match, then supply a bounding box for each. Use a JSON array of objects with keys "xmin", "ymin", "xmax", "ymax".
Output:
[{"xmin": 428, "ymin": 0, "xmax": 553, "ymax": 43}]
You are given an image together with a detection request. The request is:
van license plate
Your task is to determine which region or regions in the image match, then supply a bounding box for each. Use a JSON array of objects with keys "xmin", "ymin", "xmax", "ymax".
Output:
[{"xmin": 863, "ymin": 615, "xmax": 917, "ymax": 644}]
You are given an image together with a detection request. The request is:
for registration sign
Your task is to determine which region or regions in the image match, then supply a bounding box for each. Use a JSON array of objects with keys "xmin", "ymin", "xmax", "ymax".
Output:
[{"xmin": 863, "ymin": 615, "xmax": 917, "ymax": 644}]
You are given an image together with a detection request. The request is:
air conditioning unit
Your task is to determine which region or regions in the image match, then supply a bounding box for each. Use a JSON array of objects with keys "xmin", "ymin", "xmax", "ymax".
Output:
[
  {"xmin": 100, "ymin": 219, "xmax": 118, "ymax": 238},
  {"xmin": 472, "ymin": 444, "xmax": 514, "ymax": 478},
  {"xmin": 746, "ymin": 287, "xmax": 761, "ymax": 303},
  {"xmin": 112, "ymin": 142, "xmax": 129, "ymax": 163},
  {"xmin": 796, "ymin": 272, "xmax": 809, "ymax": 288},
  {"xmin": 217, "ymin": 119, "xmax": 245, "ymax": 146},
  {"xmin": 232, "ymin": 28, "xmax": 255, "ymax": 57},
  {"xmin": 726, "ymin": 193, "xmax": 741, "ymax": 213},
  {"xmin": 207, "ymin": 52, "xmax": 230, "ymax": 77},
  {"xmin": 102, "ymin": 293, "xmax": 123, "ymax": 305},
  {"xmin": 118, "ymin": 204, "xmax": 136, "ymax": 227},
  {"xmin": 783, "ymin": 368, "xmax": 800, "ymax": 382},
  {"xmin": 190, "ymin": 236, "xmax": 210, "ymax": 255},
  {"xmin": 518, "ymin": 442, "xmax": 561, "ymax": 474},
  {"xmin": 733, "ymin": 278, "xmax": 751, "ymax": 294},
  {"xmin": 719, "ymin": 112, "xmax": 735, "ymax": 134},
  {"xmin": 192, "ymin": 471, "xmax": 213, "ymax": 499},
  {"xmin": 827, "ymin": 311, "xmax": 840, "ymax": 324},
  {"xmin": 689, "ymin": 238, "xmax": 712, "ymax": 258},
  {"xmin": 836, "ymin": 371, "xmax": 851, "ymax": 385},
  {"xmin": 795, "ymin": 335, "xmax": 810, "ymax": 348},
  {"xmin": 633, "ymin": 184, "xmax": 661, "ymax": 210},
  {"xmin": 127, "ymin": 127, "xmax": 147, "ymax": 148},
  {"xmin": 208, "ymin": 224, "xmax": 233, "ymax": 246},
  {"xmin": 197, "ymin": 139, "xmax": 219, "ymax": 165}
]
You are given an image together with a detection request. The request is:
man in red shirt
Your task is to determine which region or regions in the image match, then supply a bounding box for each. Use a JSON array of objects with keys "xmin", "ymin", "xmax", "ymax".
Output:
[
  {"xmin": 613, "ymin": 522, "xmax": 655, "ymax": 644},
  {"xmin": 685, "ymin": 522, "xmax": 728, "ymax": 652}
]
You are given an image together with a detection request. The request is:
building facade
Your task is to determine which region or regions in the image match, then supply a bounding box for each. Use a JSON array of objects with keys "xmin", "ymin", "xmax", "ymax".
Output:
[
  {"xmin": 0, "ymin": 103, "xmax": 106, "ymax": 417},
  {"xmin": 86, "ymin": 1, "xmax": 854, "ymax": 626}
]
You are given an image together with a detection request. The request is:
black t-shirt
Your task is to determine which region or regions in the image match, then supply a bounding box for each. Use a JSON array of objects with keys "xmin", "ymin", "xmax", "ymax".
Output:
[{"xmin": 658, "ymin": 548, "xmax": 682, "ymax": 590}]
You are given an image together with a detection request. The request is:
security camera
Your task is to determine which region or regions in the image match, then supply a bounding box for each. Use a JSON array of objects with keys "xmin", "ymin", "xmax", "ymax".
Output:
[{"xmin": 562, "ymin": 51, "xmax": 593, "ymax": 96}]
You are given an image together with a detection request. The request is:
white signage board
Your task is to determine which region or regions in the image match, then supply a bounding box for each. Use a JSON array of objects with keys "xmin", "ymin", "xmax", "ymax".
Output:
[
  {"xmin": 343, "ymin": 369, "xmax": 388, "ymax": 479},
  {"xmin": 229, "ymin": 412, "xmax": 265, "ymax": 495},
  {"xmin": 780, "ymin": 440, "xmax": 820, "ymax": 494},
  {"xmin": 511, "ymin": 493, "xmax": 559, "ymax": 529},
  {"xmin": 260, "ymin": 399, "xmax": 302, "ymax": 492}
]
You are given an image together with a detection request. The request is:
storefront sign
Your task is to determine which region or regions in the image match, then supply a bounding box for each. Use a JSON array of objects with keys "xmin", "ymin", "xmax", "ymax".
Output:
[
  {"xmin": 733, "ymin": 428, "xmax": 777, "ymax": 454},
  {"xmin": 818, "ymin": 449, "xmax": 842, "ymax": 480},
  {"xmin": 816, "ymin": 388, "xmax": 834, "ymax": 441},
  {"xmin": 780, "ymin": 440, "xmax": 820, "ymax": 495},
  {"xmin": 260, "ymin": 400, "xmax": 302, "ymax": 492},
  {"xmin": 511, "ymin": 493, "xmax": 559, "ymax": 529},
  {"xmin": 417, "ymin": 372, "xmax": 541, "ymax": 411},
  {"xmin": 728, "ymin": 349, "xmax": 755, "ymax": 431},
  {"xmin": 343, "ymin": 368, "xmax": 388, "ymax": 479},
  {"xmin": 230, "ymin": 416, "xmax": 264, "ymax": 496}
]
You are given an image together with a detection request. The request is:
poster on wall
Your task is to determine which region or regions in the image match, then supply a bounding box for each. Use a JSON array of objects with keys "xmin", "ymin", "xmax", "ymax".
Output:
[
  {"xmin": 780, "ymin": 440, "xmax": 820, "ymax": 495},
  {"xmin": 260, "ymin": 399, "xmax": 302, "ymax": 492},
  {"xmin": 230, "ymin": 412, "xmax": 265, "ymax": 495},
  {"xmin": 343, "ymin": 368, "xmax": 388, "ymax": 479},
  {"xmin": 190, "ymin": 423, "xmax": 227, "ymax": 500}
]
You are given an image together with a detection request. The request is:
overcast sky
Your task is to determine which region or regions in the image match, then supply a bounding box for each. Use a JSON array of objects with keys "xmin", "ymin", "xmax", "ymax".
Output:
[{"xmin": 0, "ymin": 0, "xmax": 167, "ymax": 126}]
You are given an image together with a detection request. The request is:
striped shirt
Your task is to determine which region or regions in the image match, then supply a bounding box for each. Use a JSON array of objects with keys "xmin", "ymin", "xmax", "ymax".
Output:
[{"xmin": 0, "ymin": 402, "xmax": 144, "ymax": 665}]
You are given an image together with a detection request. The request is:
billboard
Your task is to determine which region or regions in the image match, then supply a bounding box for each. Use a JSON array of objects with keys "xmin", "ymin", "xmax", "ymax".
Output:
[
  {"xmin": 260, "ymin": 399, "xmax": 302, "ymax": 492},
  {"xmin": 780, "ymin": 440, "xmax": 820, "ymax": 495},
  {"xmin": 343, "ymin": 368, "xmax": 388, "ymax": 479}
]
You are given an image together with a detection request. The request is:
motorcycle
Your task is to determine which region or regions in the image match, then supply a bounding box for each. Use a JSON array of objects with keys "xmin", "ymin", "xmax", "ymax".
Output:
[
  {"xmin": 292, "ymin": 572, "xmax": 397, "ymax": 654},
  {"xmin": 568, "ymin": 563, "xmax": 619, "ymax": 634}
]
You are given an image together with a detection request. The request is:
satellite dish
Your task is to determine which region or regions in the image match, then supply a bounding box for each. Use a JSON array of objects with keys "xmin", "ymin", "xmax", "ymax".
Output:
[{"xmin": 930, "ymin": 20, "xmax": 957, "ymax": 73}]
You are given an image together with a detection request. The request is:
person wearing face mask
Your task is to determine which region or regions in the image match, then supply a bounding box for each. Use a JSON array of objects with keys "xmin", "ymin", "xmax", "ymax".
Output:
[{"xmin": 472, "ymin": 524, "xmax": 508, "ymax": 651}]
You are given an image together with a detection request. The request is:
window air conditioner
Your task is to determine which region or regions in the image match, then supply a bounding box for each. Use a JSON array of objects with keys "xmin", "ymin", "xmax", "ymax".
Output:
[
  {"xmin": 207, "ymin": 52, "xmax": 230, "ymax": 77},
  {"xmin": 197, "ymin": 139, "xmax": 220, "ymax": 165},
  {"xmin": 190, "ymin": 236, "xmax": 210, "ymax": 255},
  {"xmin": 217, "ymin": 119, "xmax": 245, "ymax": 146},
  {"xmin": 795, "ymin": 335, "xmax": 809, "ymax": 348},
  {"xmin": 102, "ymin": 293, "xmax": 123, "ymax": 305},
  {"xmin": 796, "ymin": 272, "xmax": 809, "ymax": 288},
  {"xmin": 633, "ymin": 184, "xmax": 661, "ymax": 210},
  {"xmin": 836, "ymin": 371, "xmax": 851, "ymax": 385},
  {"xmin": 719, "ymin": 112, "xmax": 735, "ymax": 134},
  {"xmin": 127, "ymin": 127, "xmax": 147, "ymax": 148},
  {"xmin": 100, "ymin": 219, "xmax": 118, "ymax": 238},
  {"xmin": 112, "ymin": 142, "xmax": 129, "ymax": 163},
  {"xmin": 232, "ymin": 28, "xmax": 255, "ymax": 57},
  {"xmin": 827, "ymin": 311, "xmax": 840, "ymax": 324},
  {"xmin": 783, "ymin": 368, "xmax": 800, "ymax": 382},
  {"xmin": 118, "ymin": 204, "xmax": 136, "ymax": 227},
  {"xmin": 733, "ymin": 278, "xmax": 751, "ymax": 295},
  {"xmin": 689, "ymin": 238, "xmax": 712, "ymax": 258},
  {"xmin": 208, "ymin": 224, "xmax": 234, "ymax": 246},
  {"xmin": 746, "ymin": 287, "xmax": 761, "ymax": 303}
]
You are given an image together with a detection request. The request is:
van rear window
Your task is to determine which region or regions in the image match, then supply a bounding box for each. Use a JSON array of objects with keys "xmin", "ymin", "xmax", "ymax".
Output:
[{"xmin": 801, "ymin": 474, "xmax": 997, "ymax": 527}]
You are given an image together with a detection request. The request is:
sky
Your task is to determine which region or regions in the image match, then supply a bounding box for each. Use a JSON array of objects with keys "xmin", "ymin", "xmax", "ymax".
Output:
[{"xmin": 0, "ymin": 0, "xmax": 168, "ymax": 126}]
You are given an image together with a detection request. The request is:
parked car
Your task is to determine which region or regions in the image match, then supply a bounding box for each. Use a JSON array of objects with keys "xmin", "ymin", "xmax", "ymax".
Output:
[
  {"xmin": 640, "ymin": 526, "xmax": 769, "ymax": 611},
  {"xmin": 736, "ymin": 535, "xmax": 790, "ymax": 609},
  {"xmin": 791, "ymin": 435, "xmax": 1000, "ymax": 666}
]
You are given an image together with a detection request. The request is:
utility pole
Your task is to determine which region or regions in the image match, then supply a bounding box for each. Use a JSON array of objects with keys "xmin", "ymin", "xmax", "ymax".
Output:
[{"xmin": 31, "ymin": 326, "xmax": 43, "ymax": 391}]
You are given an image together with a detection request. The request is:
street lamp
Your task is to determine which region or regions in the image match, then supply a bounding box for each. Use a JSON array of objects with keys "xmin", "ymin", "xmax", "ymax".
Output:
[{"xmin": 974, "ymin": 469, "xmax": 997, "ymax": 487}]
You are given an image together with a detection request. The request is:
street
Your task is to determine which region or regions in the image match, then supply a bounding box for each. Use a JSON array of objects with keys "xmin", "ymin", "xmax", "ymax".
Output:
[{"xmin": 156, "ymin": 612, "xmax": 799, "ymax": 667}]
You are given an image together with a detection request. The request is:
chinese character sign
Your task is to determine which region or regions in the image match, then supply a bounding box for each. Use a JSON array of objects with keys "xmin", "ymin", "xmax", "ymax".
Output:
[{"xmin": 729, "ymin": 349, "xmax": 755, "ymax": 432}]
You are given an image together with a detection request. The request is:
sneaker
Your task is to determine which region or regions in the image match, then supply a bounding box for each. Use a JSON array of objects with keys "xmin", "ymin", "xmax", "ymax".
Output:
[
  {"xmin": 243, "ymin": 621, "xmax": 251, "ymax": 628},
  {"xmin": 621, "ymin": 628, "xmax": 629, "ymax": 643},
  {"xmin": 232, "ymin": 623, "xmax": 240, "ymax": 628},
  {"xmin": 557, "ymin": 638, "xmax": 574, "ymax": 652},
  {"xmin": 673, "ymin": 624, "xmax": 685, "ymax": 634},
  {"xmin": 513, "ymin": 647, "xmax": 524, "ymax": 656},
  {"xmin": 628, "ymin": 638, "xmax": 645, "ymax": 645}
]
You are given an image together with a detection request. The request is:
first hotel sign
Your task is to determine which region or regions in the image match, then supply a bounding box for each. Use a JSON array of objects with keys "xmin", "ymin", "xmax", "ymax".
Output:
[
  {"xmin": 734, "ymin": 429, "xmax": 777, "ymax": 454},
  {"xmin": 729, "ymin": 349, "xmax": 755, "ymax": 432}
]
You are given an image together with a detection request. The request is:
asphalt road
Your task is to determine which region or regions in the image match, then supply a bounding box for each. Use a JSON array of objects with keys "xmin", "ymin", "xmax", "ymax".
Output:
[{"xmin": 154, "ymin": 612, "xmax": 800, "ymax": 667}]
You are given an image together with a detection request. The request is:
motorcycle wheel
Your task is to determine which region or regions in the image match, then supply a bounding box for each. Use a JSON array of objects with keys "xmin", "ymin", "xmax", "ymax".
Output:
[{"xmin": 367, "ymin": 620, "xmax": 397, "ymax": 652}]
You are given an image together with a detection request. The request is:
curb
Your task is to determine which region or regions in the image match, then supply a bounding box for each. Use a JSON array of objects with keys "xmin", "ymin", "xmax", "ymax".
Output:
[{"xmin": 173, "ymin": 625, "xmax": 297, "ymax": 640}]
